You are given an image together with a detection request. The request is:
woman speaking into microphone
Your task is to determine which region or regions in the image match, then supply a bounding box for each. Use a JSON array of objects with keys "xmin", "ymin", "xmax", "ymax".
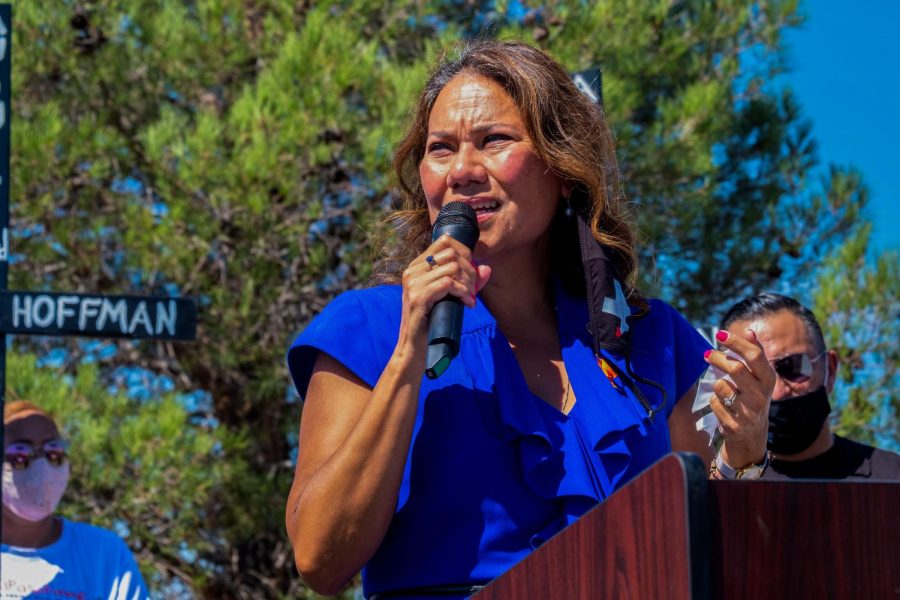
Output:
[{"xmin": 285, "ymin": 39, "xmax": 773, "ymax": 599}]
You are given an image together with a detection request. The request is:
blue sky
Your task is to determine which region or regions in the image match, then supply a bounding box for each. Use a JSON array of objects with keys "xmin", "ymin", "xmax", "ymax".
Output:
[{"xmin": 782, "ymin": 1, "xmax": 899, "ymax": 252}]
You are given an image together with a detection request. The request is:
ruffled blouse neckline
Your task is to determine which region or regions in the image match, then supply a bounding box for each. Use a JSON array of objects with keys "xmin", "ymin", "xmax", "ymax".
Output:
[{"xmin": 457, "ymin": 281, "xmax": 655, "ymax": 531}]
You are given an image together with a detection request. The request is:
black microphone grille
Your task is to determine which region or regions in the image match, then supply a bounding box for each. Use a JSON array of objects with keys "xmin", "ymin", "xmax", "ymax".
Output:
[{"xmin": 434, "ymin": 201, "xmax": 477, "ymax": 231}]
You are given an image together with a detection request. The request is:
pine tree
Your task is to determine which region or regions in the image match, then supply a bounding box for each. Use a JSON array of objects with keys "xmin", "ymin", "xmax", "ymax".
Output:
[
  {"xmin": 6, "ymin": 1, "xmax": 892, "ymax": 596},
  {"xmin": 812, "ymin": 224, "xmax": 899, "ymax": 449}
]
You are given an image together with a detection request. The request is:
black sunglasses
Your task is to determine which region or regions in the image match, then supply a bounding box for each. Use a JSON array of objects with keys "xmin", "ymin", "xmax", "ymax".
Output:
[{"xmin": 770, "ymin": 351, "xmax": 826, "ymax": 383}]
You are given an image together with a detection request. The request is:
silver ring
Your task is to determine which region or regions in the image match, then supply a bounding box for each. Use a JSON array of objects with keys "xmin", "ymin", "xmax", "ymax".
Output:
[
  {"xmin": 425, "ymin": 255, "xmax": 437, "ymax": 269},
  {"xmin": 723, "ymin": 389, "xmax": 738, "ymax": 408}
]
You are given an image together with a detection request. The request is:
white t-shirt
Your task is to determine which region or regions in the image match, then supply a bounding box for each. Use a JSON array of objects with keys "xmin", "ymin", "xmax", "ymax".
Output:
[{"xmin": 1, "ymin": 518, "xmax": 149, "ymax": 600}]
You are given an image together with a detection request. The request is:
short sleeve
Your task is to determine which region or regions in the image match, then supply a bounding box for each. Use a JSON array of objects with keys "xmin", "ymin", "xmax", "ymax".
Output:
[
  {"xmin": 663, "ymin": 302, "xmax": 712, "ymax": 402},
  {"xmin": 63, "ymin": 520, "xmax": 151, "ymax": 600},
  {"xmin": 286, "ymin": 286, "xmax": 401, "ymax": 399},
  {"xmin": 632, "ymin": 299, "xmax": 712, "ymax": 419},
  {"xmin": 112, "ymin": 539, "xmax": 151, "ymax": 600}
]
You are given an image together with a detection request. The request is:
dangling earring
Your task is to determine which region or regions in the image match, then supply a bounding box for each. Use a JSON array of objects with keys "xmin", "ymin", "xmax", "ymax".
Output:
[{"xmin": 564, "ymin": 196, "xmax": 573, "ymax": 219}]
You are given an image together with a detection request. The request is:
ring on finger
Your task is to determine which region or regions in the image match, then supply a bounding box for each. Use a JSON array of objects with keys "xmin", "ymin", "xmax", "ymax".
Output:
[
  {"xmin": 722, "ymin": 388, "xmax": 739, "ymax": 408},
  {"xmin": 425, "ymin": 255, "xmax": 437, "ymax": 269}
]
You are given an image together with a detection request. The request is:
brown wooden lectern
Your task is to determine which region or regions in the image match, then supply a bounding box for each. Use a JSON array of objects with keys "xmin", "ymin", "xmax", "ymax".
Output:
[{"xmin": 474, "ymin": 453, "xmax": 900, "ymax": 600}]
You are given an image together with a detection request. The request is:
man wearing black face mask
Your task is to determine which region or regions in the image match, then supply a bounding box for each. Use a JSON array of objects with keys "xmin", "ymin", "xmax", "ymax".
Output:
[{"xmin": 720, "ymin": 293, "xmax": 900, "ymax": 480}]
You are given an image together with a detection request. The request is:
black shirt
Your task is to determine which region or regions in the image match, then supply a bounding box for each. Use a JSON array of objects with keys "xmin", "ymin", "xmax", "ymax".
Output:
[{"xmin": 761, "ymin": 435, "xmax": 900, "ymax": 480}]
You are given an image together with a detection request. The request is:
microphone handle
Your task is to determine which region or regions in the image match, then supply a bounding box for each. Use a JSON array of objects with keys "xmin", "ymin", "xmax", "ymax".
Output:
[
  {"xmin": 423, "ymin": 202, "xmax": 478, "ymax": 379},
  {"xmin": 425, "ymin": 296, "xmax": 464, "ymax": 379}
]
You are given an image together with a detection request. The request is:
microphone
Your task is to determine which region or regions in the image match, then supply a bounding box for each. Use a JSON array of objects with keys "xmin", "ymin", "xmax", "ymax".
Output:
[{"xmin": 425, "ymin": 202, "xmax": 480, "ymax": 379}]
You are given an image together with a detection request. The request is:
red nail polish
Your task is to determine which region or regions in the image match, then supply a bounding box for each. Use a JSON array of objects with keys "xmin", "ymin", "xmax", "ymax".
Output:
[
  {"xmin": 715, "ymin": 331, "xmax": 728, "ymax": 342},
  {"xmin": 704, "ymin": 349, "xmax": 712, "ymax": 359}
]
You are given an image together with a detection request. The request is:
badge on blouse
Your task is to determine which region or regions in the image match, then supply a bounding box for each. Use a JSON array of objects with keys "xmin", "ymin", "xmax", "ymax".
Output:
[{"xmin": 597, "ymin": 356, "xmax": 624, "ymax": 393}]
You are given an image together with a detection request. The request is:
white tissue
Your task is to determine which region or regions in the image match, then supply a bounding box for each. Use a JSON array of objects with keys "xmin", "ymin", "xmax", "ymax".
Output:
[{"xmin": 692, "ymin": 349, "xmax": 745, "ymax": 446}]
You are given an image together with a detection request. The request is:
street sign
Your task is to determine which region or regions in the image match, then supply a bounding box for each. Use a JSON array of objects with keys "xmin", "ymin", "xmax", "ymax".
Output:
[{"xmin": 0, "ymin": 290, "xmax": 196, "ymax": 340}]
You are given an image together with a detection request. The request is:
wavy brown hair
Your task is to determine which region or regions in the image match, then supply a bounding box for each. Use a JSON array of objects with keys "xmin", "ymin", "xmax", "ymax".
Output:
[{"xmin": 375, "ymin": 39, "xmax": 642, "ymax": 305}]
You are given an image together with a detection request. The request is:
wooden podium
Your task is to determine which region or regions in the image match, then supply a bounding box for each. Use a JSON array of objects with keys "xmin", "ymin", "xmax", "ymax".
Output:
[{"xmin": 474, "ymin": 453, "xmax": 900, "ymax": 600}]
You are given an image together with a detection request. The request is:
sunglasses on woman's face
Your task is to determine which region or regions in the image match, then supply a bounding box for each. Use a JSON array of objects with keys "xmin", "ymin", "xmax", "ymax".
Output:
[
  {"xmin": 770, "ymin": 351, "xmax": 826, "ymax": 383},
  {"xmin": 3, "ymin": 440, "xmax": 69, "ymax": 470}
]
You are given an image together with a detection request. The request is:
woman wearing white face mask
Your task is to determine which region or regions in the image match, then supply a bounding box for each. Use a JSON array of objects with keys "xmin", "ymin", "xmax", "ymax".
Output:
[{"xmin": 2, "ymin": 401, "xmax": 150, "ymax": 600}]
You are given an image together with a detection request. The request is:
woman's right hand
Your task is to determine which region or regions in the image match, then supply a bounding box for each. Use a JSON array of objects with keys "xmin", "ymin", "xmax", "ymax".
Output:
[
  {"xmin": 287, "ymin": 235, "xmax": 489, "ymax": 594},
  {"xmin": 398, "ymin": 233, "xmax": 492, "ymax": 351}
]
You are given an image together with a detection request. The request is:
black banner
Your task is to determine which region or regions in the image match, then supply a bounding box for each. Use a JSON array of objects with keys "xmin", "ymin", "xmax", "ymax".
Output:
[
  {"xmin": 0, "ymin": 290, "xmax": 196, "ymax": 340},
  {"xmin": 572, "ymin": 68, "xmax": 602, "ymax": 106}
]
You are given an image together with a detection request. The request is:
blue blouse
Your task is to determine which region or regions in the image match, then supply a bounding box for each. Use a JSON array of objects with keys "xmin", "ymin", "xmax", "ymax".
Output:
[{"xmin": 287, "ymin": 284, "xmax": 710, "ymax": 599}]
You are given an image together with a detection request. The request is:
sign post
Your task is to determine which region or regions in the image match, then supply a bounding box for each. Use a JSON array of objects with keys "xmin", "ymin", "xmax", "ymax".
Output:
[
  {"xmin": 0, "ymin": 5, "xmax": 196, "ymax": 564},
  {"xmin": 0, "ymin": 3, "xmax": 12, "ymax": 458}
]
